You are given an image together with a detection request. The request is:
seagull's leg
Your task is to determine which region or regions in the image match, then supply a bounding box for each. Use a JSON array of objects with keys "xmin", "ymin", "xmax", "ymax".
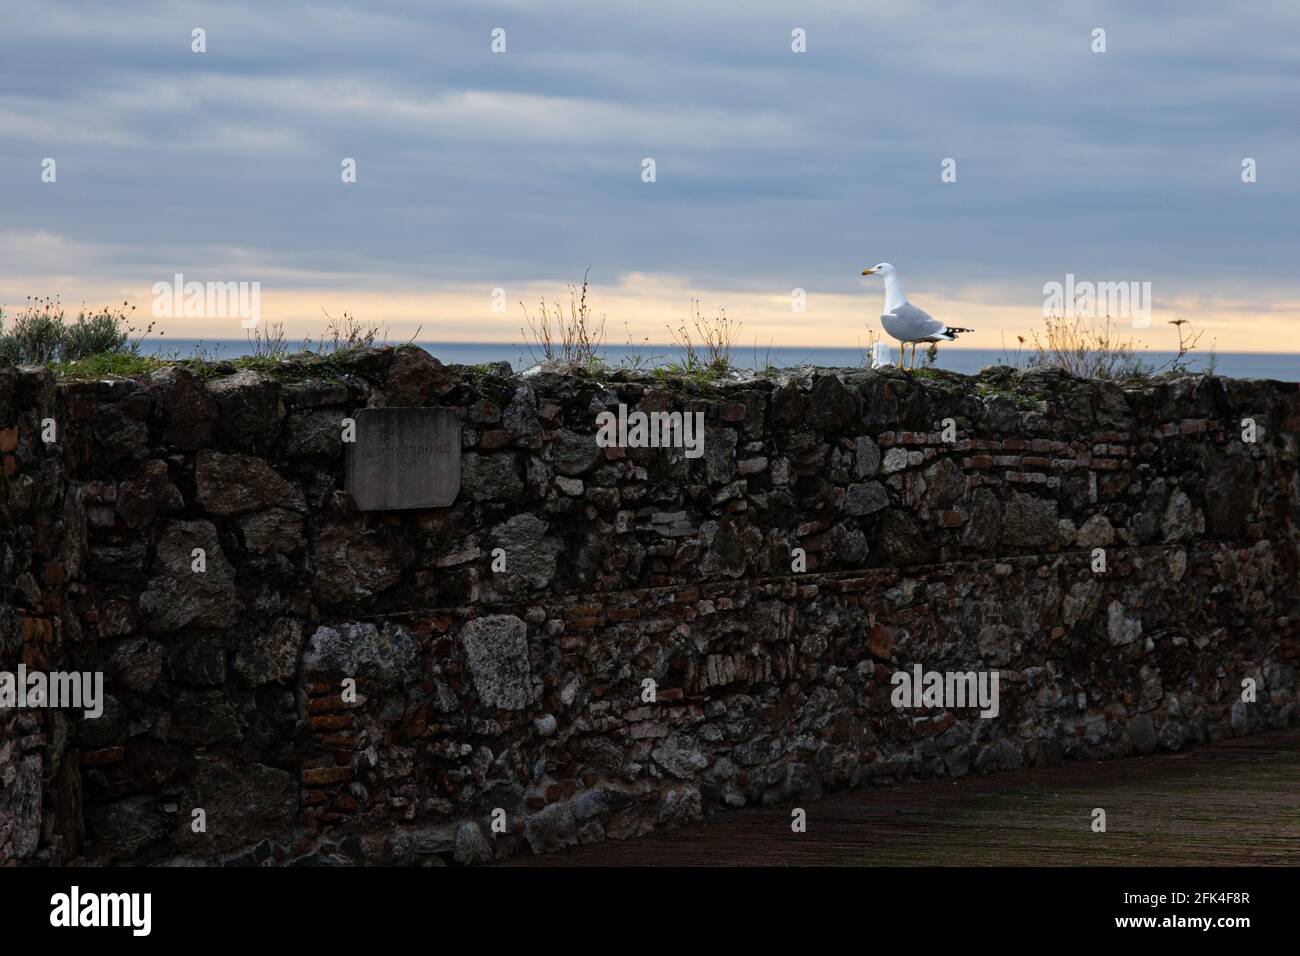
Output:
[
  {"xmin": 896, "ymin": 343, "xmax": 904, "ymax": 369},
  {"xmin": 907, "ymin": 343, "xmax": 915, "ymax": 370}
]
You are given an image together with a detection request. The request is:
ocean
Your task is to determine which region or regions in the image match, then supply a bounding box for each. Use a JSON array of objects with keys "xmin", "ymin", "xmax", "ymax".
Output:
[{"xmin": 142, "ymin": 340, "xmax": 1300, "ymax": 383}]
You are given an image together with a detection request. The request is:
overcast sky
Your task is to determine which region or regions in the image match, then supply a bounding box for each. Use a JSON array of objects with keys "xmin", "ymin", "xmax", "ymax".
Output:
[{"xmin": 2, "ymin": 0, "xmax": 1298, "ymax": 349}]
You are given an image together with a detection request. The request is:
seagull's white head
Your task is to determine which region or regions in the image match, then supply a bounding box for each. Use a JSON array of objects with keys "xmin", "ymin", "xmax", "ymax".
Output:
[{"xmin": 860, "ymin": 262, "xmax": 895, "ymax": 278}]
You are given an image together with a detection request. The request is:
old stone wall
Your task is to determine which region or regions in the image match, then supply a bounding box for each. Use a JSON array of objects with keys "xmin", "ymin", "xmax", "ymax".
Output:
[{"xmin": 1, "ymin": 347, "xmax": 1298, "ymax": 864}]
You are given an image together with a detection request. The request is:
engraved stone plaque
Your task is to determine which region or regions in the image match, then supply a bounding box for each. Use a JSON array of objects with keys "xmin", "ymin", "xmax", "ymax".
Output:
[{"xmin": 345, "ymin": 407, "xmax": 460, "ymax": 511}]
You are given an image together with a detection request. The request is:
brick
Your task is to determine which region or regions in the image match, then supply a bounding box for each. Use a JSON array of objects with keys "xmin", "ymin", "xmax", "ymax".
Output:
[
  {"xmin": 564, "ymin": 605, "xmax": 602, "ymax": 628},
  {"xmin": 80, "ymin": 747, "xmax": 125, "ymax": 766},
  {"xmin": 308, "ymin": 714, "xmax": 354, "ymax": 731},
  {"xmin": 303, "ymin": 766, "xmax": 353, "ymax": 786},
  {"xmin": 868, "ymin": 623, "xmax": 894, "ymax": 660},
  {"xmin": 308, "ymin": 695, "xmax": 349, "ymax": 714}
]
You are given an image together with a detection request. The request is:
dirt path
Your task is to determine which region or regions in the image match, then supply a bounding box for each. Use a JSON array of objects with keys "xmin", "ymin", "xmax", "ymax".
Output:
[{"xmin": 507, "ymin": 729, "xmax": 1300, "ymax": 866}]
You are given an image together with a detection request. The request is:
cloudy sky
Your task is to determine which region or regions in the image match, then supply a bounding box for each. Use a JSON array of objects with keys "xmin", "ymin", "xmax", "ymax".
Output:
[{"xmin": 2, "ymin": 0, "xmax": 1298, "ymax": 351}]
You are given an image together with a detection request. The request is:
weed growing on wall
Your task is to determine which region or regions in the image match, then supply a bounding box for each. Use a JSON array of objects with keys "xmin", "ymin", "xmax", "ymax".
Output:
[{"xmin": 0, "ymin": 297, "xmax": 150, "ymax": 366}]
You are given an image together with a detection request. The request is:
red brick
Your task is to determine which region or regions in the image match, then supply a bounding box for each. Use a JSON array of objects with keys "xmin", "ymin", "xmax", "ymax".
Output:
[
  {"xmin": 563, "ymin": 605, "xmax": 601, "ymax": 629},
  {"xmin": 308, "ymin": 714, "xmax": 354, "ymax": 731},
  {"xmin": 303, "ymin": 766, "xmax": 353, "ymax": 785},
  {"xmin": 308, "ymin": 695, "xmax": 350, "ymax": 714},
  {"xmin": 80, "ymin": 747, "xmax": 124, "ymax": 766},
  {"xmin": 868, "ymin": 623, "xmax": 894, "ymax": 660}
]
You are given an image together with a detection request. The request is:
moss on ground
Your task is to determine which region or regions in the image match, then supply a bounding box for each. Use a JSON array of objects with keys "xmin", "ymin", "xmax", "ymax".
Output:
[
  {"xmin": 30, "ymin": 345, "xmax": 1234, "ymax": 397},
  {"xmin": 48, "ymin": 352, "xmax": 169, "ymax": 380}
]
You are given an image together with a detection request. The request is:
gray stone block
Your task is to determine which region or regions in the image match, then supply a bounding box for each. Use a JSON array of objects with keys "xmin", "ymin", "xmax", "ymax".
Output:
[{"xmin": 345, "ymin": 407, "xmax": 460, "ymax": 510}]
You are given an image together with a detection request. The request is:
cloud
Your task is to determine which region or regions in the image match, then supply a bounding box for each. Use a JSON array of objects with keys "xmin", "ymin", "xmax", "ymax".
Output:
[{"xmin": 0, "ymin": 0, "xmax": 1296, "ymax": 350}]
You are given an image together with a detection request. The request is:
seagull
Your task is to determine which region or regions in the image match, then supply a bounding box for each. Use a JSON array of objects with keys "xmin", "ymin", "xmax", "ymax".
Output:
[{"xmin": 860, "ymin": 262, "xmax": 973, "ymax": 370}]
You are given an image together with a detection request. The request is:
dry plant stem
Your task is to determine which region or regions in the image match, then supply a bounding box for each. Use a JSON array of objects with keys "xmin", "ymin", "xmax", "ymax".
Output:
[
  {"xmin": 305, "ymin": 309, "xmax": 387, "ymax": 355},
  {"xmin": 1027, "ymin": 313, "xmax": 1205, "ymax": 380},
  {"xmin": 668, "ymin": 301, "xmax": 740, "ymax": 375},
  {"xmin": 520, "ymin": 270, "xmax": 606, "ymax": 368}
]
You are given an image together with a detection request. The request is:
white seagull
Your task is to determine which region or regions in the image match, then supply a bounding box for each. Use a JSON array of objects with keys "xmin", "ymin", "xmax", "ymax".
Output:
[{"xmin": 861, "ymin": 262, "xmax": 973, "ymax": 370}]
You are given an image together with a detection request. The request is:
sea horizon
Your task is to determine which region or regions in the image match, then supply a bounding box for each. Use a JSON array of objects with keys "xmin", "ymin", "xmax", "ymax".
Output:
[{"xmin": 138, "ymin": 339, "xmax": 1300, "ymax": 382}]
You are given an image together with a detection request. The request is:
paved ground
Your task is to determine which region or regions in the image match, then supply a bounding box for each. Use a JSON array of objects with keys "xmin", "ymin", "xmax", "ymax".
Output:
[{"xmin": 507, "ymin": 729, "xmax": 1300, "ymax": 866}]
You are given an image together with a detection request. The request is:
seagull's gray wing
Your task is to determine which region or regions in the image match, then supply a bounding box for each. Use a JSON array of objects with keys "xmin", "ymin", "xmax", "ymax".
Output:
[{"xmin": 881, "ymin": 302, "xmax": 946, "ymax": 342}]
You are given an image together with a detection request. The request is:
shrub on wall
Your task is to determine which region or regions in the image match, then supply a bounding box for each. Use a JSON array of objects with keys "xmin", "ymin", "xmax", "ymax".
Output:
[{"xmin": 0, "ymin": 296, "xmax": 135, "ymax": 365}]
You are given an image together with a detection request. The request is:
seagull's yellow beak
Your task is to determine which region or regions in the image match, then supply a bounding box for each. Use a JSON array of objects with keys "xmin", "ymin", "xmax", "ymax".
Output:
[{"xmin": 861, "ymin": 268, "xmax": 876, "ymax": 276}]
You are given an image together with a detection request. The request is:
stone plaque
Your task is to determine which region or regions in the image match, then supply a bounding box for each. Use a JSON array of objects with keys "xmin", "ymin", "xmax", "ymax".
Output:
[{"xmin": 345, "ymin": 407, "xmax": 460, "ymax": 511}]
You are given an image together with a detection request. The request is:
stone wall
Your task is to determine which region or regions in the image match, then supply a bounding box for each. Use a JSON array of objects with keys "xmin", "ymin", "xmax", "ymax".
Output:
[{"xmin": 1, "ymin": 348, "xmax": 1298, "ymax": 864}]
